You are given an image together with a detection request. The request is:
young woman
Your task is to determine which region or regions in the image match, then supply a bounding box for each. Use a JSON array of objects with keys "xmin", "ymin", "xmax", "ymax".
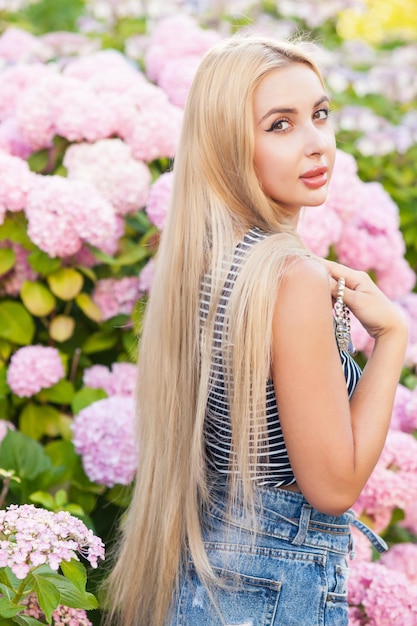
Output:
[{"xmin": 105, "ymin": 34, "xmax": 408, "ymax": 626}]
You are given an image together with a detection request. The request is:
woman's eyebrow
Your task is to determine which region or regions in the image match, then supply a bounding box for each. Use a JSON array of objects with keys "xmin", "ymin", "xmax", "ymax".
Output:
[{"xmin": 258, "ymin": 95, "xmax": 330, "ymax": 124}]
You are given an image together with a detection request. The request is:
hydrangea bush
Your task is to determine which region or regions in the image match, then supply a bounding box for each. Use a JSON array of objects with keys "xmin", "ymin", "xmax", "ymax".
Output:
[{"xmin": 0, "ymin": 1, "xmax": 417, "ymax": 623}]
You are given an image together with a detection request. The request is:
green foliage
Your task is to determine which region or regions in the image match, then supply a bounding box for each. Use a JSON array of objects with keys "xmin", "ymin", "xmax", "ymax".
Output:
[{"xmin": 7, "ymin": 0, "xmax": 87, "ymax": 34}]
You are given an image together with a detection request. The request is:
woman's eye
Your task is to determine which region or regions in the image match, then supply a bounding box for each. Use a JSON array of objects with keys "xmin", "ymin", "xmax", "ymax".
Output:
[
  {"xmin": 266, "ymin": 119, "xmax": 291, "ymax": 133},
  {"xmin": 314, "ymin": 108, "xmax": 331, "ymax": 121}
]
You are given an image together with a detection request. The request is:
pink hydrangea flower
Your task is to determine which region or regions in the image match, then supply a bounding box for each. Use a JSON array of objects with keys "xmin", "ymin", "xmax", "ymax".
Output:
[
  {"xmin": 83, "ymin": 362, "xmax": 137, "ymax": 397},
  {"xmin": 63, "ymin": 48, "xmax": 139, "ymax": 83},
  {"xmin": 159, "ymin": 55, "xmax": 202, "ymax": 108},
  {"xmin": 335, "ymin": 182, "xmax": 404, "ymax": 273},
  {"xmin": 375, "ymin": 256, "xmax": 416, "ymax": 299},
  {"xmin": 7, "ymin": 346, "xmax": 65, "ymax": 398},
  {"xmin": 403, "ymin": 390, "xmax": 417, "ymax": 434},
  {"xmin": 0, "ymin": 117, "xmax": 34, "ymax": 159},
  {"xmin": 122, "ymin": 101, "xmax": 183, "ymax": 162},
  {"xmin": 353, "ymin": 430, "xmax": 417, "ymax": 532},
  {"xmin": 21, "ymin": 592, "xmax": 92, "ymax": 625},
  {"xmin": 348, "ymin": 560, "xmax": 417, "ymax": 625},
  {"xmin": 145, "ymin": 14, "xmax": 220, "ymax": 83},
  {"xmin": 72, "ymin": 396, "xmax": 137, "ymax": 487},
  {"xmin": 0, "ymin": 504, "xmax": 105, "ymax": 579},
  {"xmin": 138, "ymin": 257, "xmax": 156, "ymax": 294},
  {"xmin": 324, "ymin": 158, "xmax": 366, "ymax": 221},
  {"xmin": 397, "ymin": 292, "xmax": 417, "ymax": 344},
  {"xmin": 40, "ymin": 31, "xmax": 96, "ymax": 59},
  {"xmin": 145, "ymin": 170, "xmax": 174, "ymax": 230},
  {"xmin": 0, "ymin": 63, "xmax": 51, "ymax": 121},
  {"xmin": 25, "ymin": 175, "xmax": 118, "ymax": 258},
  {"xmin": 15, "ymin": 72, "xmax": 62, "ymax": 150},
  {"xmin": 0, "ymin": 150, "xmax": 35, "ymax": 217},
  {"xmin": 0, "ymin": 242, "xmax": 38, "ymax": 297},
  {"xmin": 51, "ymin": 76, "xmax": 117, "ymax": 143},
  {"xmin": 380, "ymin": 543, "xmax": 417, "ymax": 585},
  {"xmin": 298, "ymin": 203, "xmax": 343, "ymax": 257},
  {"xmin": 16, "ymin": 72, "xmax": 117, "ymax": 150},
  {"xmin": 0, "ymin": 27, "xmax": 45, "ymax": 63},
  {"xmin": 92, "ymin": 276, "xmax": 140, "ymax": 321},
  {"xmin": 390, "ymin": 383, "xmax": 414, "ymax": 432},
  {"xmin": 64, "ymin": 139, "xmax": 151, "ymax": 215}
]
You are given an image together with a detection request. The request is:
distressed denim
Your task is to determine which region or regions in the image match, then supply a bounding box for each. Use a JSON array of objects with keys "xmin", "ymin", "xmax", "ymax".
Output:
[{"xmin": 169, "ymin": 484, "xmax": 386, "ymax": 626}]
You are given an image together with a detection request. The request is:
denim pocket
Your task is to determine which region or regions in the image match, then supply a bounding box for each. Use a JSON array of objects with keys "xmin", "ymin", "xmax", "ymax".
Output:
[
  {"xmin": 176, "ymin": 564, "xmax": 282, "ymax": 626},
  {"xmin": 326, "ymin": 562, "xmax": 350, "ymax": 602},
  {"xmin": 325, "ymin": 560, "xmax": 350, "ymax": 626}
]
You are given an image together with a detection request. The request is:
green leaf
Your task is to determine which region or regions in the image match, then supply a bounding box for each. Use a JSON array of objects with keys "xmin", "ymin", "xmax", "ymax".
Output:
[
  {"xmin": 0, "ymin": 214, "xmax": 32, "ymax": 247},
  {"xmin": 82, "ymin": 330, "xmax": 118, "ymax": 354},
  {"xmin": 0, "ymin": 429, "xmax": 52, "ymax": 480},
  {"xmin": 60, "ymin": 559, "xmax": 87, "ymax": 593},
  {"xmin": 47, "ymin": 268, "xmax": 84, "ymax": 300},
  {"xmin": 0, "ymin": 338, "xmax": 12, "ymax": 362},
  {"xmin": 75, "ymin": 293, "xmax": 102, "ymax": 323},
  {"xmin": 29, "ymin": 490, "xmax": 56, "ymax": 510},
  {"xmin": 27, "ymin": 248, "xmax": 62, "ymax": 275},
  {"xmin": 27, "ymin": 148, "xmax": 50, "ymax": 173},
  {"xmin": 115, "ymin": 245, "xmax": 149, "ymax": 266},
  {"xmin": 0, "ymin": 301, "xmax": 35, "ymax": 345},
  {"xmin": 19, "ymin": 402, "xmax": 62, "ymax": 440},
  {"xmin": 11, "ymin": 616, "xmax": 45, "ymax": 625},
  {"xmin": 49, "ymin": 315, "xmax": 75, "ymax": 342},
  {"xmin": 0, "ymin": 596, "xmax": 24, "ymax": 618},
  {"xmin": 36, "ymin": 379, "xmax": 74, "ymax": 404},
  {"xmin": 32, "ymin": 573, "xmax": 61, "ymax": 622},
  {"xmin": 44, "ymin": 440, "xmax": 77, "ymax": 483},
  {"xmin": 20, "ymin": 281, "xmax": 56, "ymax": 317},
  {"xmin": 35, "ymin": 569, "xmax": 98, "ymax": 610},
  {"xmin": 71, "ymin": 387, "xmax": 107, "ymax": 414},
  {"xmin": 0, "ymin": 248, "xmax": 16, "ymax": 276},
  {"xmin": 0, "ymin": 366, "xmax": 10, "ymax": 396}
]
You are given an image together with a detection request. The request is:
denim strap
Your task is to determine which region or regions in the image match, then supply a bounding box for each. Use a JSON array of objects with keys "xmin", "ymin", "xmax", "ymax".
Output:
[
  {"xmin": 351, "ymin": 517, "xmax": 388, "ymax": 554},
  {"xmin": 291, "ymin": 504, "xmax": 312, "ymax": 545}
]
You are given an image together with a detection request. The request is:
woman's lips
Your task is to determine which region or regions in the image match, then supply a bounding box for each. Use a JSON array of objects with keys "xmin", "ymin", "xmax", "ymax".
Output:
[{"xmin": 300, "ymin": 166, "xmax": 328, "ymax": 189}]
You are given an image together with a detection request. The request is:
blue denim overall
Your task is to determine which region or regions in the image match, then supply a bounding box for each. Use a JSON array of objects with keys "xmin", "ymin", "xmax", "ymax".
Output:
[{"xmin": 169, "ymin": 484, "xmax": 386, "ymax": 626}]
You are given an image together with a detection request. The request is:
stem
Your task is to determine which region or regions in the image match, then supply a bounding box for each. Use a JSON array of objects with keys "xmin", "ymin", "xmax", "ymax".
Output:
[
  {"xmin": 12, "ymin": 578, "xmax": 28, "ymax": 605},
  {"xmin": 69, "ymin": 347, "xmax": 81, "ymax": 383}
]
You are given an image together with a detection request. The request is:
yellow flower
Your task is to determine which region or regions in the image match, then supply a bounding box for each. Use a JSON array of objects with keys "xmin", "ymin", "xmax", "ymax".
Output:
[{"xmin": 337, "ymin": 0, "xmax": 417, "ymax": 43}]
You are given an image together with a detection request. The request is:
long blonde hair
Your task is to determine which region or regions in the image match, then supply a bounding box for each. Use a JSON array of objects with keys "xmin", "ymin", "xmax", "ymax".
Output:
[{"xmin": 104, "ymin": 33, "xmax": 324, "ymax": 626}]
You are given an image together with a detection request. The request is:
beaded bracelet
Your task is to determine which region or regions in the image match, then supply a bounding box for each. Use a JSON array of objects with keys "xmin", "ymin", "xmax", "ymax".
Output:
[{"xmin": 334, "ymin": 277, "xmax": 355, "ymax": 354}]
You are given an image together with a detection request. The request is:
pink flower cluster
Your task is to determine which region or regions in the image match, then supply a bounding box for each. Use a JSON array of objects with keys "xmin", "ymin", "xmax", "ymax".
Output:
[
  {"xmin": 92, "ymin": 276, "xmax": 140, "ymax": 321},
  {"xmin": 145, "ymin": 170, "xmax": 173, "ymax": 231},
  {"xmin": 7, "ymin": 345, "xmax": 65, "ymax": 397},
  {"xmin": 25, "ymin": 175, "xmax": 119, "ymax": 258},
  {"xmin": 0, "ymin": 504, "xmax": 105, "ymax": 579},
  {"xmin": 138, "ymin": 257, "xmax": 156, "ymax": 294},
  {"xmin": 348, "ymin": 558, "xmax": 417, "ymax": 625},
  {"xmin": 21, "ymin": 592, "xmax": 92, "ymax": 625},
  {"xmin": 145, "ymin": 14, "xmax": 221, "ymax": 107},
  {"xmin": 353, "ymin": 429, "xmax": 417, "ymax": 533},
  {"xmin": 300, "ymin": 149, "xmax": 415, "ymax": 300},
  {"xmin": 72, "ymin": 396, "xmax": 137, "ymax": 487},
  {"xmin": 0, "ymin": 242, "xmax": 38, "ymax": 297},
  {"xmin": 0, "ymin": 149, "xmax": 34, "ymax": 222},
  {"xmin": 83, "ymin": 362, "xmax": 137, "ymax": 397},
  {"xmin": 64, "ymin": 138, "xmax": 151, "ymax": 215}
]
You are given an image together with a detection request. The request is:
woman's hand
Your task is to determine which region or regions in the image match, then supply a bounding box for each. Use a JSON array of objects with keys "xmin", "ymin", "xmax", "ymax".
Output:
[{"xmin": 323, "ymin": 259, "xmax": 408, "ymax": 341}]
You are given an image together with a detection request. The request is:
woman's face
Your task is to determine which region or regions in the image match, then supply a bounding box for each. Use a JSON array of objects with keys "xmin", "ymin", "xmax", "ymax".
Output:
[{"xmin": 253, "ymin": 63, "xmax": 336, "ymax": 222}]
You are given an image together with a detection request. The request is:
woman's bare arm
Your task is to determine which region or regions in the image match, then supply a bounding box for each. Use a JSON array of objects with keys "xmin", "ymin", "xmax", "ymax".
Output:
[{"xmin": 272, "ymin": 258, "xmax": 408, "ymax": 515}]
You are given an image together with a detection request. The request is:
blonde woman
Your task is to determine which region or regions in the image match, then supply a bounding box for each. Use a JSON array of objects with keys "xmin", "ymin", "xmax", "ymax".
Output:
[{"xmin": 105, "ymin": 34, "xmax": 408, "ymax": 626}]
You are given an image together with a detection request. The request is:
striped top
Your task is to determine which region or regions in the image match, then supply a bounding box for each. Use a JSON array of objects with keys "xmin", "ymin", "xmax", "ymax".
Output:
[{"xmin": 200, "ymin": 227, "xmax": 362, "ymax": 488}]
